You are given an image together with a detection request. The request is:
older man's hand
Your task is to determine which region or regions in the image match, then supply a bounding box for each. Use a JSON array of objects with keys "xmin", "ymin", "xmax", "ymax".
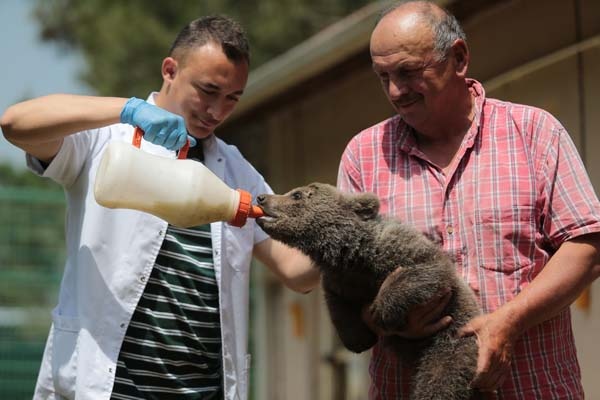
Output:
[
  {"xmin": 458, "ymin": 310, "xmax": 519, "ymax": 392},
  {"xmin": 362, "ymin": 287, "xmax": 453, "ymax": 338}
]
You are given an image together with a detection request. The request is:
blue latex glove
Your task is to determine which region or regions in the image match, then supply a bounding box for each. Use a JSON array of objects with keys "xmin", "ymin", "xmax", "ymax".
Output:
[{"xmin": 120, "ymin": 97, "xmax": 196, "ymax": 150}]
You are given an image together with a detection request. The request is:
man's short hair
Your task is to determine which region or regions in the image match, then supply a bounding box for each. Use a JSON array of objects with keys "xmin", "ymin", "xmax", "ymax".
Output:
[{"xmin": 169, "ymin": 15, "xmax": 250, "ymax": 65}]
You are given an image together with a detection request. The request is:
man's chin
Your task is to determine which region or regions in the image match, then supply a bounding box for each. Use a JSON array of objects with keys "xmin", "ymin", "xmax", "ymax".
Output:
[
  {"xmin": 395, "ymin": 101, "xmax": 425, "ymax": 121},
  {"xmin": 188, "ymin": 126, "xmax": 214, "ymax": 140}
]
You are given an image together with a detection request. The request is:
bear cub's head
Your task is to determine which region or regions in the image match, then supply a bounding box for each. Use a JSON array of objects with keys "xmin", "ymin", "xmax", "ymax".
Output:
[{"xmin": 256, "ymin": 182, "xmax": 380, "ymax": 247}]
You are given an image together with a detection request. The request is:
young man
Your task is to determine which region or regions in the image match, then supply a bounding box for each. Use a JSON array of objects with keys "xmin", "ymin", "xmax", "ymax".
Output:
[
  {"xmin": 1, "ymin": 15, "xmax": 318, "ymax": 400},
  {"xmin": 338, "ymin": 1, "xmax": 600, "ymax": 398}
]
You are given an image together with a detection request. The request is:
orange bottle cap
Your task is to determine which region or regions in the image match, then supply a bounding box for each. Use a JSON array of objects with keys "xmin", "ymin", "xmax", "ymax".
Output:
[{"xmin": 230, "ymin": 189, "xmax": 264, "ymax": 227}]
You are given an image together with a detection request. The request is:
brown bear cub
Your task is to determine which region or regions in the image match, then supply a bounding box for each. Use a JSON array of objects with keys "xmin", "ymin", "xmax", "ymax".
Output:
[{"xmin": 256, "ymin": 183, "xmax": 482, "ymax": 400}]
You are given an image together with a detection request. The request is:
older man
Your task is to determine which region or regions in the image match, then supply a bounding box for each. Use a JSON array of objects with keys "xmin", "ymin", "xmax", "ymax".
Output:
[{"xmin": 338, "ymin": 1, "xmax": 600, "ymax": 398}]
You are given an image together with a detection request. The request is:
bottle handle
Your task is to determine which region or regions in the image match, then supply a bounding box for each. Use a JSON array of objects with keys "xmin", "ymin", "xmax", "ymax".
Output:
[{"xmin": 133, "ymin": 127, "xmax": 190, "ymax": 159}]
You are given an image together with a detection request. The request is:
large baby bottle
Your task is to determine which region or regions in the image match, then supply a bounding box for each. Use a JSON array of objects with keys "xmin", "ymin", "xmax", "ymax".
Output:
[{"xmin": 94, "ymin": 127, "xmax": 264, "ymax": 228}]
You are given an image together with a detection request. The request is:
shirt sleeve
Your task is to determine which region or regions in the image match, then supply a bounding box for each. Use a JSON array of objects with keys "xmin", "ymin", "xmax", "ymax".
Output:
[
  {"xmin": 537, "ymin": 114, "xmax": 600, "ymax": 248},
  {"xmin": 26, "ymin": 129, "xmax": 106, "ymax": 189},
  {"xmin": 337, "ymin": 137, "xmax": 364, "ymax": 194}
]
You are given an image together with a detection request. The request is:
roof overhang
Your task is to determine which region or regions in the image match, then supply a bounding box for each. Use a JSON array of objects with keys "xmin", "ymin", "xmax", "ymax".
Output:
[{"xmin": 232, "ymin": 0, "xmax": 455, "ymax": 119}]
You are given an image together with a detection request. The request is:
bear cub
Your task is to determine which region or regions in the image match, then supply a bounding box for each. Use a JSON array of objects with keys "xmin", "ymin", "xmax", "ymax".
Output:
[{"xmin": 256, "ymin": 183, "xmax": 482, "ymax": 400}]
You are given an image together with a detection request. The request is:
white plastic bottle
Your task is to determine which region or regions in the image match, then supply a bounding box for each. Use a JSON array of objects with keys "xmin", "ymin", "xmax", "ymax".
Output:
[{"xmin": 94, "ymin": 135, "xmax": 263, "ymax": 228}]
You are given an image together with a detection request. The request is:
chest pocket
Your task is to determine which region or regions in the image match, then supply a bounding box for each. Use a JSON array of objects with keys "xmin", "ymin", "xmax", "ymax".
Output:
[
  {"xmin": 223, "ymin": 222, "xmax": 254, "ymax": 273},
  {"xmin": 473, "ymin": 206, "xmax": 537, "ymax": 273}
]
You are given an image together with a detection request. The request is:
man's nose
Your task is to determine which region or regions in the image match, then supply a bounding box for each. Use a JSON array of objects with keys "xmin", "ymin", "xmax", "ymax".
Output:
[
  {"xmin": 387, "ymin": 77, "xmax": 409, "ymax": 100},
  {"xmin": 206, "ymin": 99, "xmax": 229, "ymax": 121}
]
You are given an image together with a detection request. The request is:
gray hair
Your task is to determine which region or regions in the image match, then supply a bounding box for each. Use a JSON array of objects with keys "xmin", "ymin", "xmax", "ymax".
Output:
[{"xmin": 379, "ymin": 1, "xmax": 466, "ymax": 60}]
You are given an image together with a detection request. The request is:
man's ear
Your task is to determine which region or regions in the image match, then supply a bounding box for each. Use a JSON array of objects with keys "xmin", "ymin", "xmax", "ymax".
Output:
[
  {"xmin": 451, "ymin": 39, "xmax": 469, "ymax": 77},
  {"xmin": 162, "ymin": 57, "xmax": 178, "ymax": 82},
  {"xmin": 348, "ymin": 192, "xmax": 380, "ymax": 220}
]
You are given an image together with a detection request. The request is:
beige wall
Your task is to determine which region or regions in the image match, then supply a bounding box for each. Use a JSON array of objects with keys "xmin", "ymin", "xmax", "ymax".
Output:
[
  {"xmin": 222, "ymin": 0, "xmax": 600, "ymax": 398},
  {"xmin": 575, "ymin": 42, "xmax": 600, "ymax": 400},
  {"xmin": 225, "ymin": 52, "xmax": 393, "ymax": 192}
]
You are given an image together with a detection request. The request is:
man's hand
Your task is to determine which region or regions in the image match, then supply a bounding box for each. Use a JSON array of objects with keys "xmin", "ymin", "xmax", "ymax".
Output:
[
  {"xmin": 120, "ymin": 97, "xmax": 194, "ymax": 150},
  {"xmin": 363, "ymin": 288, "xmax": 453, "ymax": 339},
  {"xmin": 458, "ymin": 310, "xmax": 518, "ymax": 392}
]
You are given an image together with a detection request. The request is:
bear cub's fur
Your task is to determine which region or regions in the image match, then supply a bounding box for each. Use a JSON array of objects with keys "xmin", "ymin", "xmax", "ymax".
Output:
[{"xmin": 256, "ymin": 183, "xmax": 482, "ymax": 400}]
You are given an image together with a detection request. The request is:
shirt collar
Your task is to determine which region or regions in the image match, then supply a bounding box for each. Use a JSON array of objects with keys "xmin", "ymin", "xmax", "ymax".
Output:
[{"xmin": 463, "ymin": 78, "xmax": 485, "ymax": 149}]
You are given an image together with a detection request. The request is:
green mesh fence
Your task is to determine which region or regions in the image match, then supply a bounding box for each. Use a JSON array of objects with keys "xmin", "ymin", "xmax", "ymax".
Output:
[{"xmin": 0, "ymin": 186, "xmax": 65, "ymax": 399}]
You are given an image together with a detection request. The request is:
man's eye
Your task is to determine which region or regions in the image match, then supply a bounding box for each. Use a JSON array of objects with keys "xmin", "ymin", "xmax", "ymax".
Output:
[{"xmin": 397, "ymin": 67, "xmax": 421, "ymax": 79}]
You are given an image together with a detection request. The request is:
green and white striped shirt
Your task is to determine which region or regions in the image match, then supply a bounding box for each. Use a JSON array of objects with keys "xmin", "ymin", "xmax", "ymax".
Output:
[{"xmin": 111, "ymin": 224, "xmax": 222, "ymax": 399}]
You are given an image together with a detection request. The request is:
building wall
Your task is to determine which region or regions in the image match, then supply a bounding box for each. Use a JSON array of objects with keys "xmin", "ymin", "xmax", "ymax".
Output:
[
  {"xmin": 577, "ymin": 41, "xmax": 600, "ymax": 400},
  {"xmin": 221, "ymin": 0, "xmax": 600, "ymax": 398}
]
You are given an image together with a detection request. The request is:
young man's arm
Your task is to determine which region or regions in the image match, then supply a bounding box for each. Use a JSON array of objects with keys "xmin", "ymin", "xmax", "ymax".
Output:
[
  {"xmin": 1, "ymin": 95, "xmax": 127, "ymax": 163},
  {"xmin": 1, "ymin": 94, "xmax": 190, "ymax": 163},
  {"xmin": 253, "ymin": 238, "xmax": 320, "ymax": 294}
]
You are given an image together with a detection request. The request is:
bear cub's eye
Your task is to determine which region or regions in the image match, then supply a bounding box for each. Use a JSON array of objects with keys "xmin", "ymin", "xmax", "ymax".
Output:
[{"xmin": 291, "ymin": 191, "xmax": 302, "ymax": 200}]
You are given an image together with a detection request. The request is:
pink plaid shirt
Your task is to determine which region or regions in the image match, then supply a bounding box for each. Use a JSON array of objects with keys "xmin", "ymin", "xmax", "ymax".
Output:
[{"xmin": 337, "ymin": 80, "xmax": 600, "ymax": 399}]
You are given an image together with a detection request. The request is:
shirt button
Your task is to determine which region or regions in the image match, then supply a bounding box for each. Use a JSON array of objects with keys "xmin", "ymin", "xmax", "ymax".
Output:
[
  {"xmin": 158, "ymin": 230, "xmax": 163, "ymax": 236},
  {"xmin": 140, "ymin": 276, "xmax": 146, "ymax": 282},
  {"xmin": 120, "ymin": 323, "xmax": 126, "ymax": 328},
  {"xmin": 446, "ymin": 225, "xmax": 454, "ymax": 234}
]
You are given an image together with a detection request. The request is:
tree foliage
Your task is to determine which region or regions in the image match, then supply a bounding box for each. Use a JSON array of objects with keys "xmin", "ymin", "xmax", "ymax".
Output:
[
  {"xmin": 0, "ymin": 164, "xmax": 65, "ymax": 334},
  {"xmin": 32, "ymin": 0, "xmax": 372, "ymax": 97},
  {"xmin": 0, "ymin": 164, "xmax": 61, "ymax": 189}
]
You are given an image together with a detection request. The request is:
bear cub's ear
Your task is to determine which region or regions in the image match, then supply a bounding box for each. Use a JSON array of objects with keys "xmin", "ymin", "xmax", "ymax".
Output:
[{"xmin": 346, "ymin": 192, "xmax": 380, "ymax": 221}]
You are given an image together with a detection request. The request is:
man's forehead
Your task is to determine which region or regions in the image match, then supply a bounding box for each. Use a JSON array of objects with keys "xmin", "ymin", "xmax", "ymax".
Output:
[{"xmin": 370, "ymin": 11, "xmax": 435, "ymax": 57}]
